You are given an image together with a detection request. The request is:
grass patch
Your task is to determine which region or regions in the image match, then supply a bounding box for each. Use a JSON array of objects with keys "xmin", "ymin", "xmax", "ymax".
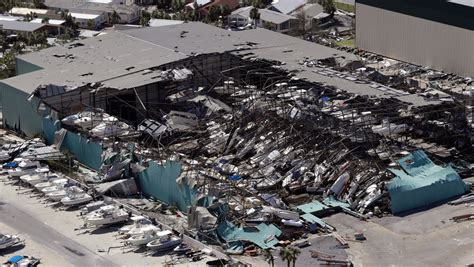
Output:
[
  {"xmin": 335, "ymin": 2, "xmax": 355, "ymax": 13},
  {"xmin": 336, "ymin": 38, "xmax": 355, "ymax": 47}
]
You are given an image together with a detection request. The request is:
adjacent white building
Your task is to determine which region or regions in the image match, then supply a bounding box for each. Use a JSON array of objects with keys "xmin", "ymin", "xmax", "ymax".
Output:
[
  {"xmin": 70, "ymin": 12, "xmax": 107, "ymax": 28},
  {"xmin": 269, "ymin": 0, "xmax": 307, "ymax": 15},
  {"xmin": 229, "ymin": 6, "xmax": 297, "ymax": 33}
]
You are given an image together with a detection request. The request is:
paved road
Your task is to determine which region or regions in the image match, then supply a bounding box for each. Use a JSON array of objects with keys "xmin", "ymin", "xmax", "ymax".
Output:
[{"xmin": 0, "ymin": 199, "xmax": 116, "ymax": 267}]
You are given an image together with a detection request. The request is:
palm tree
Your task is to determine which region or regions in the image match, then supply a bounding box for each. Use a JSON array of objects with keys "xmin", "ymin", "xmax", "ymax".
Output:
[
  {"xmin": 60, "ymin": 9, "xmax": 69, "ymax": 20},
  {"xmin": 318, "ymin": 0, "xmax": 336, "ymax": 18},
  {"xmin": 140, "ymin": 10, "xmax": 151, "ymax": 27},
  {"xmin": 279, "ymin": 248, "xmax": 292, "ymax": 267},
  {"xmin": 109, "ymin": 10, "xmax": 121, "ymax": 25},
  {"xmin": 249, "ymin": 7, "xmax": 260, "ymax": 28},
  {"xmin": 289, "ymin": 247, "xmax": 301, "ymax": 267},
  {"xmin": 263, "ymin": 249, "xmax": 275, "ymax": 267}
]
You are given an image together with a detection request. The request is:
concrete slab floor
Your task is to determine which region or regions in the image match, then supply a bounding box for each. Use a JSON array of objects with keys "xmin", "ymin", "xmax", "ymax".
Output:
[{"xmin": 325, "ymin": 203, "xmax": 474, "ymax": 267}]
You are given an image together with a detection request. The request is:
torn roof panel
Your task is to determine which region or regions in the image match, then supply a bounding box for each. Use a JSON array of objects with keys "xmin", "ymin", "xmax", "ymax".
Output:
[
  {"xmin": 296, "ymin": 200, "xmax": 329, "ymax": 214},
  {"xmin": 4, "ymin": 31, "xmax": 186, "ymax": 94},
  {"xmin": 217, "ymin": 220, "xmax": 281, "ymax": 250},
  {"xmin": 301, "ymin": 213, "xmax": 327, "ymax": 227},
  {"xmin": 7, "ymin": 22, "xmax": 443, "ymax": 107},
  {"xmin": 387, "ymin": 150, "xmax": 469, "ymax": 214}
]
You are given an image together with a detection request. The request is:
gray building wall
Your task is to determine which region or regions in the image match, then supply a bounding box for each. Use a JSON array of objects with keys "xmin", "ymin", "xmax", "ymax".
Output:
[{"xmin": 356, "ymin": 3, "xmax": 474, "ymax": 77}]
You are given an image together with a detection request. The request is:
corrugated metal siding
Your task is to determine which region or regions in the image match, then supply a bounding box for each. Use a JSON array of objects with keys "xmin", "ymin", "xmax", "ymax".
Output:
[
  {"xmin": 137, "ymin": 160, "xmax": 196, "ymax": 212},
  {"xmin": 0, "ymin": 82, "xmax": 43, "ymax": 136},
  {"xmin": 356, "ymin": 3, "xmax": 474, "ymax": 77},
  {"xmin": 42, "ymin": 117, "xmax": 104, "ymax": 171}
]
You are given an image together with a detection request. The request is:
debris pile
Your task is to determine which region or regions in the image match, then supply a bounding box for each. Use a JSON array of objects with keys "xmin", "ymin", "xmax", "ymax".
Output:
[{"xmin": 24, "ymin": 52, "xmax": 473, "ymax": 256}]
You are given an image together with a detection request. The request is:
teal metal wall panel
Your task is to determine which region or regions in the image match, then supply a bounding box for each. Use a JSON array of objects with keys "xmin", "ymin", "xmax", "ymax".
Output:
[
  {"xmin": 42, "ymin": 116, "xmax": 103, "ymax": 171},
  {"xmin": 61, "ymin": 131, "xmax": 103, "ymax": 171},
  {"xmin": 42, "ymin": 116, "xmax": 60, "ymax": 144},
  {"xmin": 0, "ymin": 82, "xmax": 43, "ymax": 137},
  {"xmin": 15, "ymin": 58, "xmax": 42, "ymax": 75},
  {"xmin": 137, "ymin": 160, "xmax": 196, "ymax": 212}
]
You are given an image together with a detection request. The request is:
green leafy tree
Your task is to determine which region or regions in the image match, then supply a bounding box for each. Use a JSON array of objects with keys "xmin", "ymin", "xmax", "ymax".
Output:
[
  {"xmin": 60, "ymin": 9, "xmax": 79, "ymax": 36},
  {"xmin": 110, "ymin": 10, "xmax": 121, "ymax": 24},
  {"xmin": 140, "ymin": 10, "xmax": 151, "ymax": 26},
  {"xmin": 0, "ymin": 50, "xmax": 16, "ymax": 79},
  {"xmin": 157, "ymin": 0, "xmax": 172, "ymax": 9},
  {"xmin": 318, "ymin": 0, "xmax": 336, "ymax": 17},
  {"xmin": 87, "ymin": 19, "xmax": 95, "ymax": 29},
  {"xmin": 33, "ymin": 0, "xmax": 46, "ymax": 8},
  {"xmin": 152, "ymin": 9, "xmax": 165, "ymax": 19},
  {"xmin": 208, "ymin": 5, "xmax": 222, "ymax": 22},
  {"xmin": 220, "ymin": 5, "xmax": 232, "ymax": 18},
  {"xmin": 41, "ymin": 17, "xmax": 50, "ymax": 24},
  {"xmin": 171, "ymin": 0, "xmax": 184, "ymax": 11},
  {"xmin": 0, "ymin": 1, "xmax": 14, "ymax": 13}
]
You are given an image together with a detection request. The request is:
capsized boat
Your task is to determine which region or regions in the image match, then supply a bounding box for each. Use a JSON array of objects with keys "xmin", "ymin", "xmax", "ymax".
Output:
[
  {"xmin": 0, "ymin": 234, "xmax": 21, "ymax": 250},
  {"xmin": 61, "ymin": 192, "xmax": 93, "ymax": 206},
  {"xmin": 146, "ymin": 231, "xmax": 182, "ymax": 251},
  {"xmin": 84, "ymin": 205, "xmax": 129, "ymax": 226}
]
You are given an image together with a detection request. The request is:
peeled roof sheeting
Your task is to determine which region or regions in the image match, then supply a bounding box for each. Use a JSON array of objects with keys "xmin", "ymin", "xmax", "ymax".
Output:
[
  {"xmin": 296, "ymin": 200, "xmax": 329, "ymax": 214},
  {"xmin": 9, "ymin": 22, "xmax": 440, "ymax": 107},
  {"xmin": 217, "ymin": 220, "xmax": 282, "ymax": 249},
  {"xmin": 387, "ymin": 150, "xmax": 469, "ymax": 214},
  {"xmin": 4, "ymin": 31, "xmax": 186, "ymax": 93}
]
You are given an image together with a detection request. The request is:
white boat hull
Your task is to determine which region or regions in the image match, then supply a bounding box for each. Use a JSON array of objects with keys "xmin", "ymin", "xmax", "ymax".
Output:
[
  {"xmin": 61, "ymin": 194, "xmax": 93, "ymax": 206},
  {"xmin": 127, "ymin": 234, "xmax": 159, "ymax": 246},
  {"xmin": 127, "ymin": 225, "xmax": 158, "ymax": 236},
  {"xmin": 146, "ymin": 237, "xmax": 182, "ymax": 251},
  {"xmin": 46, "ymin": 190, "xmax": 67, "ymax": 201},
  {"xmin": 0, "ymin": 235, "xmax": 20, "ymax": 250},
  {"xmin": 85, "ymin": 214, "xmax": 128, "ymax": 226}
]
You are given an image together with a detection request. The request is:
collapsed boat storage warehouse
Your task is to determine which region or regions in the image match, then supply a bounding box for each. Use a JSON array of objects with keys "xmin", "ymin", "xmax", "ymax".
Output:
[{"xmin": 0, "ymin": 22, "xmax": 473, "ymax": 260}]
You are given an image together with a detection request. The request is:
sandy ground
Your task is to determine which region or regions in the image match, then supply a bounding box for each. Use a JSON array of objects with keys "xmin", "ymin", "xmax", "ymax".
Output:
[{"xmin": 0, "ymin": 178, "xmax": 215, "ymax": 267}]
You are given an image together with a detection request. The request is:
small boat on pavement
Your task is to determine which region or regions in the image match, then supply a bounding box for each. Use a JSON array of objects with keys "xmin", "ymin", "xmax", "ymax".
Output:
[
  {"xmin": 173, "ymin": 244, "xmax": 191, "ymax": 255},
  {"xmin": 84, "ymin": 205, "xmax": 129, "ymax": 226},
  {"xmin": 61, "ymin": 192, "xmax": 93, "ymax": 206},
  {"xmin": 80, "ymin": 200, "xmax": 106, "ymax": 215},
  {"xmin": 146, "ymin": 231, "xmax": 182, "ymax": 251},
  {"xmin": 0, "ymin": 234, "xmax": 21, "ymax": 250},
  {"xmin": 119, "ymin": 215, "xmax": 156, "ymax": 236},
  {"xmin": 46, "ymin": 186, "xmax": 83, "ymax": 201},
  {"xmin": 22, "ymin": 174, "xmax": 49, "ymax": 186},
  {"xmin": 8, "ymin": 160, "xmax": 41, "ymax": 178},
  {"xmin": 127, "ymin": 230, "xmax": 160, "ymax": 247},
  {"xmin": 35, "ymin": 177, "xmax": 68, "ymax": 190}
]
